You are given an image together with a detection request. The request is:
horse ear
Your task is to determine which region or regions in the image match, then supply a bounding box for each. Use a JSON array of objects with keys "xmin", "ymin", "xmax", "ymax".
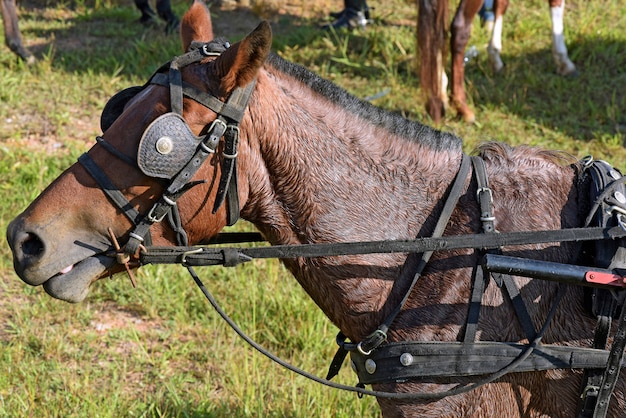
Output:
[
  {"xmin": 180, "ymin": 0, "xmax": 214, "ymax": 52},
  {"xmin": 214, "ymin": 21, "xmax": 272, "ymax": 93}
]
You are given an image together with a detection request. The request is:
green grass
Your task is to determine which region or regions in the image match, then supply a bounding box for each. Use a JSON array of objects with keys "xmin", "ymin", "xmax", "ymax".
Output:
[{"xmin": 1, "ymin": 0, "xmax": 625, "ymax": 416}]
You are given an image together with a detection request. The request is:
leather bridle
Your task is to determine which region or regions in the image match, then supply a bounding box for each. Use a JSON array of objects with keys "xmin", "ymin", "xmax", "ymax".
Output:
[{"xmin": 78, "ymin": 40, "xmax": 255, "ymax": 259}]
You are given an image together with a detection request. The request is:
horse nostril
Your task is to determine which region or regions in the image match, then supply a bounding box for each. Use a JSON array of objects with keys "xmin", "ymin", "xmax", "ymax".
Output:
[{"xmin": 20, "ymin": 232, "xmax": 45, "ymax": 258}]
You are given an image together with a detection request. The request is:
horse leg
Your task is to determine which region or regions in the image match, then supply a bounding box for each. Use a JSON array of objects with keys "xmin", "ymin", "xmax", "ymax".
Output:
[
  {"xmin": 549, "ymin": 0, "xmax": 576, "ymax": 75},
  {"xmin": 1, "ymin": 0, "xmax": 34, "ymax": 63},
  {"xmin": 156, "ymin": 0, "xmax": 180, "ymax": 34},
  {"xmin": 134, "ymin": 0, "xmax": 158, "ymax": 26},
  {"xmin": 449, "ymin": 0, "xmax": 483, "ymax": 123},
  {"xmin": 417, "ymin": 0, "xmax": 449, "ymax": 123},
  {"xmin": 487, "ymin": 0, "xmax": 508, "ymax": 73}
]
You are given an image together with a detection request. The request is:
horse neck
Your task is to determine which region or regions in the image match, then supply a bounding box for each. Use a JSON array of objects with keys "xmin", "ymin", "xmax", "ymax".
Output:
[
  {"xmin": 240, "ymin": 61, "xmax": 464, "ymax": 245},
  {"xmin": 235, "ymin": 58, "xmax": 465, "ymax": 337}
]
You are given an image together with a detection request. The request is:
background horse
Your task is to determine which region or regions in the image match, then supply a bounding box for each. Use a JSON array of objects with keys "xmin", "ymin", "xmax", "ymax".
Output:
[
  {"xmin": 418, "ymin": 0, "xmax": 577, "ymax": 123},
  {"xmin": 6, "ymin": 1, "xmax": 623, "ymax": 416},
  {"xmin": 1, "ymin": 0, "xmax": 34, "ymax": 63}
]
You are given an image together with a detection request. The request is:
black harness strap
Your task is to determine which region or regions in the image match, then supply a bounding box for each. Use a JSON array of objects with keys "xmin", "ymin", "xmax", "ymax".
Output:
[
  {"xmin": 500, "ymin": 275, "xmax": 538, "ymax": 341},
  {"xmin": 593, "ymin": 301, "xmax": 626, "ymax": 417},
  {"xmin": 167, "ymin": 42, "xmax": 224, "ymax": 116},
  {"xmin": 150, "ymin": 73, "xmax": 249, "ymax": 123},
  {"xmin": 327, "ymin": 154, "xmax": 472, "ymax": 380},
  {"xmin": 350, "ymin": 340, "xmax": 616, "ymax": 384},
  {"xmin": 78, "ymin": 153, "xmax": 152, "ymax": 247},
  {"xmin": 463, "ymin": 156, "xmax": 492, "ymax": 343},
  {"xmin": 465, "ymin": 156, "xmax": 537, "ymax": 343},
  {"xmin": 141, "ymin": 226, "xmax": 626, "ymax": 267},
  {"xmin": 212, "ymin": 80, "xmax": 256, "ymax": 220}
]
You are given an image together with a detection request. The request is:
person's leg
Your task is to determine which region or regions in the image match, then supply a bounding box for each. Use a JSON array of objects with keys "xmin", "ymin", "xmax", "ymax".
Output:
[
  {"xmin": 156, "ymin": 0, "xmax": 180, "ymax": 34},
  {"xmin": 134, "ymin": 0, "xmax": 158, "ymax": 26},
  {"xmin": 478, "ymin": 0, "xmax": 494, "ymax": 32}
]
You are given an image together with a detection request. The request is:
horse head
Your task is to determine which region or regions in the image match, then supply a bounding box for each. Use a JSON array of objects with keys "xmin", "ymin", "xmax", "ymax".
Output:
[{"xmin": 6, "ymin": 1, "xmax": 271, "ymax": 303}]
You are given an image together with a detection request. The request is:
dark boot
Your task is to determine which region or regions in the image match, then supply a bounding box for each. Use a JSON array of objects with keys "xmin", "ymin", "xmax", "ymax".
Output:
[
  {"xmin": 323, "ymin": 0, "xmax": 371, "ymax": 30},
  {"xmin": 134, "ymin": 0, "xmax": 158, "ymax": 27},
  {"xmin": 156, "ymin": 0, "xmax": 180, "ymax": 34}
]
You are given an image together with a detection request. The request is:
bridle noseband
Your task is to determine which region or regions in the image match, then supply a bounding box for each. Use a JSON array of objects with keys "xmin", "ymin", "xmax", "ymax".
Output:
[{"xmin": 79, "ymin": 39, "xmax": 255, "ymax": 259}]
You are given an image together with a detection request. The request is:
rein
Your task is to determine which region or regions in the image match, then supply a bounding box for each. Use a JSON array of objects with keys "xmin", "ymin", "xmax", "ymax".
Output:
[{"xmin": 140, "ymin": 226, "xmax": 626, "ymax": 267}]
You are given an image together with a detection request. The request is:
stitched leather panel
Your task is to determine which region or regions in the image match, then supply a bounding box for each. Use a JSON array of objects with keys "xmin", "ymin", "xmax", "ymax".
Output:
[{"xmin": 137, "ymin": 112, "xmax": 202, "ymax": 179}]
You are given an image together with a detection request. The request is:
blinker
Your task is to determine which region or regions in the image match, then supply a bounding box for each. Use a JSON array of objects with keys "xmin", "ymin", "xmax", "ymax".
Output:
[{"xmin": 137, "ymin": 112, "xmax": 212, "ymax": 179}]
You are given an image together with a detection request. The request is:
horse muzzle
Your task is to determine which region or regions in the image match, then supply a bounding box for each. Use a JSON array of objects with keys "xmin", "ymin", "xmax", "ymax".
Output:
[{"xmin": 6, "ymin": 217, "xmax": 115, "ymax": 303}]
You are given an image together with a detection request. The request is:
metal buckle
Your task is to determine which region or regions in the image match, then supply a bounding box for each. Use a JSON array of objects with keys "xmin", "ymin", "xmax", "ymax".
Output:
[
  {"xmin": 205, "ymin": 118, "xmax": 227, "ymax": 150},
  {"xmin": 147, "ymin": 203, "xmax": 169, "ymax": 223},
  {"xmin": 357, "ymin": 341, "xmax": 373, "ymax": 356},
  {"xmin": 618, "ymin": 213, "xmax": 626, "ymax": 231},
  {"xmin": 357, "ymin": 329, "xmax": 387, "ymax": 356},
  {"xmin": 581, "ymin": 155, "xmax": 594, "ymax": 168},
  {"xmin": 476, "ymin": 186, "xmax": 493, "ymax": 203},
  {"xmin": 605, "ymin": 206, "xmax": 626, "ymax": 231},
  {"xmin": 181, "ymin": 248, "xmax": 203, "ymax": 266}
]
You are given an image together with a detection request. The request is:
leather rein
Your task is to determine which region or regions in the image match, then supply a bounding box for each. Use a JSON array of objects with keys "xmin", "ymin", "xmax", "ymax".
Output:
[{"xmin": 79, "ymin": 42, "xmax": 626, "ymax": 414}]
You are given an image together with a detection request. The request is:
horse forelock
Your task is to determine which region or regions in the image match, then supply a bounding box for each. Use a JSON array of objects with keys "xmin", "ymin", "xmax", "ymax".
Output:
[{"xmin": 265, "ymin": 53, "xmax": 463, "ymax": 152}]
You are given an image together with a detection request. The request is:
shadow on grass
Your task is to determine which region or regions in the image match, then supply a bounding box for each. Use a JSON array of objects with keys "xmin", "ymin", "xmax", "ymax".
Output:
[
  {"xmin": 464, "ymin": 36, "xmax": 626, "ymax": 142},
  {"xmin": 8, "ymin": 1, "xmax": 316, "ymax": 79}
]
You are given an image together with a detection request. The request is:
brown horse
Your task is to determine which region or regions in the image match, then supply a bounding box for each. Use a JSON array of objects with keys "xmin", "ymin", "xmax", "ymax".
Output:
[
  {"xmin": 418, "ymin": 0, "xmax": 577, "ymax": 123},
  {"xmin": 6, "ymin": 2, "xmax": 624, "ymax": 416},
  {"xmin": 1, "ymin": 0, "xmax": 34, "ymax": 63}
]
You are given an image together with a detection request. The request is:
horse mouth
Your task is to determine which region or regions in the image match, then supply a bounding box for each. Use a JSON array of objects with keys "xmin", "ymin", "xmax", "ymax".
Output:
[{"xmin": 42, "ymin": 254, "xmax": 117, "ymax": 303}]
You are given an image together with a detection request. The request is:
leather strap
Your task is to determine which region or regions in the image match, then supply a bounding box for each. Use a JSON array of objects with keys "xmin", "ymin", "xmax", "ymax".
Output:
[
  {"xmin": 78, "ymin": 153, "xmax": 152, "ymax": 247},
  {"xmin": 592, "ymin": 297, "xmax": 626, "ymax": 417},
  {"xmin": 464, "ymin": 156, "xmax": 494, "ymax": 343},
  {"xmin": 140, "ymin": 226, "xmax": 626, "ymax": 267},
  {"xmin": 327, "ymin": 154, "xmax": 471, "ymax": 380},
  {"xmin": 349, "ymin": 341, "xmax": 621, "ymax": 385}
]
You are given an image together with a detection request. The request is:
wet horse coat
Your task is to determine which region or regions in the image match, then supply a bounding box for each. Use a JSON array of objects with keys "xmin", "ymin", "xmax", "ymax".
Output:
[{"xmin": 6, "ymin": 2, "xmax": 624, "ymax": 416}]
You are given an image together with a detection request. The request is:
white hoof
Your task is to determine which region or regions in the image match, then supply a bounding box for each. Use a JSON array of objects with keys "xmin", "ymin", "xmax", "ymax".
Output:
[
  {"xmin": 554, "ymin": 55, "xmax": 577, "ymax": 76},
  {"xmin": 487, "ymin": 46, "xmax": 504, "ymax": 73}
]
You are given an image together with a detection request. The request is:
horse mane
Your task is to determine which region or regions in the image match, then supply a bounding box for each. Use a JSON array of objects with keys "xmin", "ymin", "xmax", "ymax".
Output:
[
  {"xmin": 265, "ymin": 52, "xmax": 463, "ymax": 152},
  {"xmin": 477, "ymin": 142, "xmax": 579, "ymax": 167}
]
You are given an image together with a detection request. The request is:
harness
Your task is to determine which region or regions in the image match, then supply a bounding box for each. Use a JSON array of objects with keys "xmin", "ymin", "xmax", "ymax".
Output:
[
  {"xmin": 336, "ymin": 157, "xmax": 626, "ymax": 416},
  {"xmin": 80, "ymin": 41, "xmax": 626, "ymax": 415}
]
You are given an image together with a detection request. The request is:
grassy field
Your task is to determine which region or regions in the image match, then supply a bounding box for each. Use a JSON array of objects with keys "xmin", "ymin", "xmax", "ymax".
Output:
[{"xmin": 1, "ymin": 0, "xmax": 625, "ymax": 416}]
